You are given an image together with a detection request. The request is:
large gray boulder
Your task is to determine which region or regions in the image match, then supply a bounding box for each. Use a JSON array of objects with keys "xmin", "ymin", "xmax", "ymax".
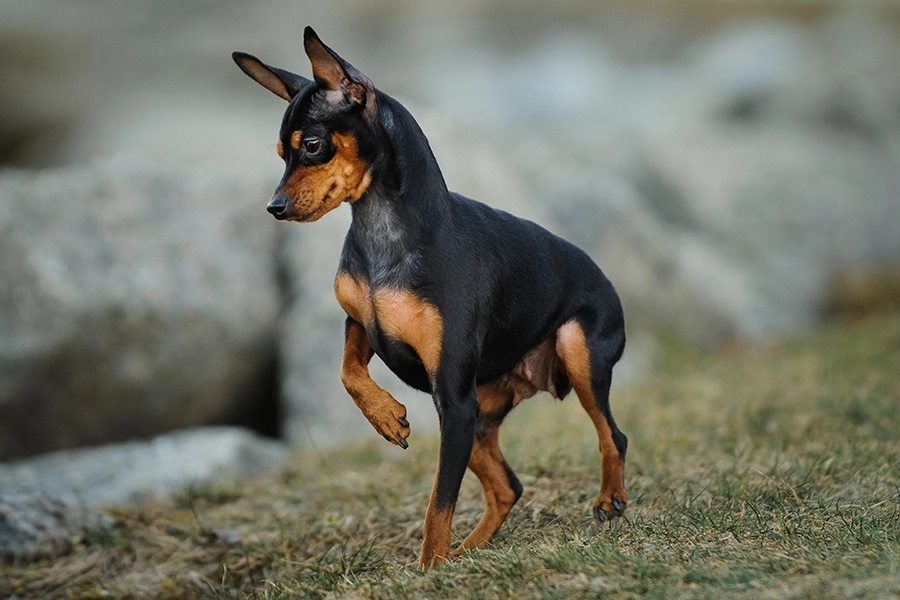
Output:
[
  {"xmin": 683, "ymin": 15, "xmax": 900, "ymax": 132},
  {"xmin": 0, "ymin": 426, "xmax": 288, "ymax": 508},
  {"xmin": 0, "ymin": 158, "xmax": 281, "ymax": 459},
  {"xmin": 0, "ymin": 426, "xmax": 287, "ymax": 561},
  {"xmin": 632, "ymin": 124, "xmax": 900, "ymax": 341}
]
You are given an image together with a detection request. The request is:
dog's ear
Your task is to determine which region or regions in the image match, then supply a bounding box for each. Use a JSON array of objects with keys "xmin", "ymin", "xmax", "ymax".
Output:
[
  {"xmin": 232, "ymin": 52, "xmax": 312, "ymax": 101},
  {"xmin": 303, "ymin": 26, "xmax": 377, "ymax": 119}
]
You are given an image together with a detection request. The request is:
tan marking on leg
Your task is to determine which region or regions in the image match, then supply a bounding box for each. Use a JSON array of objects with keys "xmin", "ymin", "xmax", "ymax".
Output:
[
  {"xmin": 279, "ymin": 132, "xmax": 373, "ymax": 223},
  {"xmin": 340, "ymin": 319, "xmax": 409, "ymax": 447},
  {"xmin": 476, "ymin": 381, "xmax": 512, "ymax": 415},
  {"xmin": 453, "ymin": 385, "xmax": 518, "ymax": 556},
  {"xmin": 371, "ymin": 289, "xmax": 443, "ymax": 375},
  {"xmin": 556, "ymin": 321, "xmax": 627, "ymax": 516},
  {"xmin": 419, "ymin": 493, "xmax": 454, "ymax": 569},
  {"xmin": 454, "ymin": 433, "xmax": 517, "ymax": 555},
  {"xmin": 334, "ymin": 272, "xmax": 373, "ymax": 326},
  {"xmin": 421, "ymin": 380, "xmax": 506, "ymax": 568}
]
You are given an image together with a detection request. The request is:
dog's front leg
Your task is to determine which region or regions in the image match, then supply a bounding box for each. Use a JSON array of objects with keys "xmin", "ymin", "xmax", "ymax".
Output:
[
  {"xmin": 340, "ymin": 318, "xmax": 411, "ymax": 448},
  {"xmin": 419, "ymin": 376, "xmax": 479, "ymax": 569},
  {"xmin": 364, "ymin": 289, "xmax": 478, "ymax": 567}
]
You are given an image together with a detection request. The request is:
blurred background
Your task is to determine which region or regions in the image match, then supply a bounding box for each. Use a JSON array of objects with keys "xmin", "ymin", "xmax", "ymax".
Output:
[{"xmin": 2, "ymin": 0, "xmax": 900, "ymax": 465}]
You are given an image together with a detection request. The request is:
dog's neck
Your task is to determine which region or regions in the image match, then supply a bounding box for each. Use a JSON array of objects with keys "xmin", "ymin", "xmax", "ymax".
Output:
[
  {"xmin": 347, "ymin": 94, "xmax": 452, "ymax": 287},
  {"xmin": 349, "ymin": 184, "xmax": 418, "ymax": 286}
]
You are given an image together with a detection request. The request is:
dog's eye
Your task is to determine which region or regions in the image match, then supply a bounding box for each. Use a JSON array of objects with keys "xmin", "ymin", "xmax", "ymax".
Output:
[{"xmin": 304, "ymin": 138, "xmax": 321, "ymax": 154}]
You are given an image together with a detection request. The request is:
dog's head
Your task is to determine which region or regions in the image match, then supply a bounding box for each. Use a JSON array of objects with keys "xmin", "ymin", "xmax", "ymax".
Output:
[{"xmin": 233, "ymin": 27, "xmax": 380, "ymax": 222}]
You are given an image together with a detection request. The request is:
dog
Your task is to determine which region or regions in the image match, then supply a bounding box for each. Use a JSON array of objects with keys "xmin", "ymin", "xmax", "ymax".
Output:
[{"xmin": 233, "ymin": 26, "xmax": 628, "ymax": 569}]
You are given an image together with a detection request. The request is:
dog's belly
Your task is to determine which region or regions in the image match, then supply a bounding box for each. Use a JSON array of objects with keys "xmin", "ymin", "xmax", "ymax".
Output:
[
  {"xmin": 479, "ymin": 333, "xmax": 572, "ymax": 407},
  {"xmin": 371, "ymin": 321, "xmax": 571, "ymax": 407}
]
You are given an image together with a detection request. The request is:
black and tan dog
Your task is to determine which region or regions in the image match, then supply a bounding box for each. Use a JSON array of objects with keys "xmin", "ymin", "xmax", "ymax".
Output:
[{"xmin": 233, "ymin": 27, "xmax": 628, "ymax": 569}]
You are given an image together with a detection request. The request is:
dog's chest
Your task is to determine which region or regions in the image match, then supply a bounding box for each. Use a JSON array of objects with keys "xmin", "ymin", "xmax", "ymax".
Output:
[{"xmin": 334, "ymin": 272, "xmax": 443, "ymax": 375}]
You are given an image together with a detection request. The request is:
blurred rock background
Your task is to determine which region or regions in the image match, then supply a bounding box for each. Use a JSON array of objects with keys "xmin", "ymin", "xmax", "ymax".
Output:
[{"xmin": 1, "ymin": 0, "xmax": 900, "ymax": 530}]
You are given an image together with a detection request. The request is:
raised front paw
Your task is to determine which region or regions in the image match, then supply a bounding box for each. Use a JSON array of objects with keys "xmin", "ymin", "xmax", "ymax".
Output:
[{"xmin": 366, "ymin": 398, "xmax": 411, "ymax": 449}]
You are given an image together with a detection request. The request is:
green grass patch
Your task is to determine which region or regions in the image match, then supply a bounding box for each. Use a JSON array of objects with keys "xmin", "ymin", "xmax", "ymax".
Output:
[{"xmin": 4, "ymin": 313, "xmax": 900, "ymax": 599}]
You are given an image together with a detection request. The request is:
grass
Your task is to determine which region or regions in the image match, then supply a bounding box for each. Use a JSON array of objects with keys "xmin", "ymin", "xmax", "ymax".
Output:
[{"xmin": 3, "ymin": 312, "xmax": 900, "ymax": 599}]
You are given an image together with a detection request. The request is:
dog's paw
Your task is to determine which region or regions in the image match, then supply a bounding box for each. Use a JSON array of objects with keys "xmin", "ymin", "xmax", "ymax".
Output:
[
  {"xmin": 368, "ymin": 400, "xmax": 411, "ymax": 449},
  {"xmin": 593, "ymin": 493, "xmax": 627, "ymax": 522}
]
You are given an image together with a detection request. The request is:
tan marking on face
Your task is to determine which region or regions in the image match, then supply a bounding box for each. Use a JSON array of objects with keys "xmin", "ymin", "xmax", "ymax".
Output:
[
  {"xmin": 291, "ymin": 130, "xmax": 302, "ymax": 150},
  {"xmin": 276, "ymin": 140, "xmax": 284, "ymax": 158},
  {"xmin": 279, "ymin": 132, "xmax": 372, "ymax": 223},
  {"xmin": 556, "ymin": 321, "xmax": 627, "ymax": 513},
  {"xmin": 334, "ymin": 272, "xmax": 373, "ymax": 325},
  {"xmin": 371, "ymin": 289, "xmax": 443, "ymax": 375}
]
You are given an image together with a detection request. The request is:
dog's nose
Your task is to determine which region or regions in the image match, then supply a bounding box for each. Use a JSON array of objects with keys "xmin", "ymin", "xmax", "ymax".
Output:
[{"xmin": 267, "ymin": 195, "xmax": 287, "ymax": 218}]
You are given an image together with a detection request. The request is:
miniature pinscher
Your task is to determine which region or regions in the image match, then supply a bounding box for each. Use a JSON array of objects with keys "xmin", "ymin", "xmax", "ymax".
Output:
[{"xmin": 233, "ymin": 27, "xmax": 627, "ymax": 569}]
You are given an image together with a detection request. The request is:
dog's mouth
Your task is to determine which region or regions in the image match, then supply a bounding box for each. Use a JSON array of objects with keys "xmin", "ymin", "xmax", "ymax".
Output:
[
  {"xmin": 267, "ymin": 193, "xmax": 323, "ymax": 222},
  {"xmin": 284, "ymin": 209, "xmax": 318, "ymax": 222},
  {"xmin": 270, "ymin": 200, "xmax": 329, "ymax": 223}
]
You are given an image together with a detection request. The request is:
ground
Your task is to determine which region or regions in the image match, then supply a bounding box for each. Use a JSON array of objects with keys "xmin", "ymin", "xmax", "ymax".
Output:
[{"xmin": 3, "ymin": 312, "xmax": 900, "ymax": 599}]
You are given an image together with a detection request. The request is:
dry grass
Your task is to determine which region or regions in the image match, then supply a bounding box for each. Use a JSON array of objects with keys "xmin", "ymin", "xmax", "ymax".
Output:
[{"xmin": 3, "ymin": 312, "xmax": 900, "ymax": 599}]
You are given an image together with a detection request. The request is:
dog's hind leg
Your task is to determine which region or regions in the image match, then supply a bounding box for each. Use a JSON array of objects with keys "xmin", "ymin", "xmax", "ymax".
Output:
[
  {"xmin": 453, "ymin": 384, "xmax": 522, "ymax": 556},
  {"xmin": 556, "ymin": 317, "xmax": 628, "ymax": 521}
]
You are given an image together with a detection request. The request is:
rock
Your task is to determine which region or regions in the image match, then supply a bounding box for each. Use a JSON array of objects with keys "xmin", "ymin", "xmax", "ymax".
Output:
[
  {"xmin": 684, "ymin": 15, "xmax": 900, "ymax": 132},
  {"xmin": 0, "ymin": 426, "xmax": 288, "ymax": 508},
  {"xmin": 633, "ymin": 124, "xmax": 900, "ymax": 341},
  {"xmin": 0, "ymin": 158, "xmax": 281, "ymax": 459},
  {"xmin": 683, "ymin": 19, "xmax": 821, "ymax": 123},
  {"xmin": 0, "ymin": 491, "xmax": 112, "ymax": 562},
  {"xmin": 0, "ymin": 426, "xmax": 285, "ymax": 561}
]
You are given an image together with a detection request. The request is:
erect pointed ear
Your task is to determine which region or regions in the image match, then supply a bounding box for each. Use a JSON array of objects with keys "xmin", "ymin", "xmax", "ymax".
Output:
[
  {"xmin": 232, "ymin": 52, "xmax": 313, "ymax": 101},
  {"xmin": 303, "ymin": 26, "xmax": 377, "ymax": 119}
]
